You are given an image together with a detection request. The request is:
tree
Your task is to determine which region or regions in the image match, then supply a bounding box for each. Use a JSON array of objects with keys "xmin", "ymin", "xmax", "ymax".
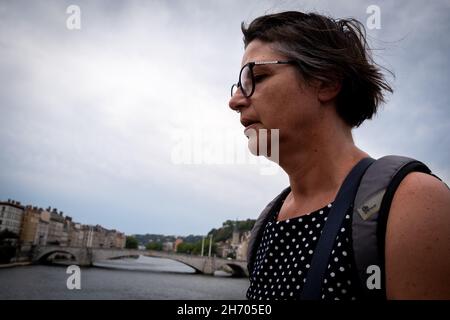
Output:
[
  {"xmin": 191, "ymin": 239, "xmax": 217, "ymax": 255},
  {"xmin": 175, "ymin": 242, "xmax": 194, "ymax": 254},
  {"xmin": 125, "ymin": 236, "xmax": 138, "ymax": 249},
  {"xmin": 0, "ymin": 229, "xmax": 19, "ymax": 242},
  {"xmin": 0, "ymin": 230, "xmax": 19, "ymax": 264},
  {"xmin": 206, "ymin": 219, "xmax": 256, "ymax": 243},
  {"xmin": 0, "ymin": 245, "xmax": 15, "ymax": 264},
  {"xmin": 146, "ymin": 242, "xmax": 163, "ymax": 251}
]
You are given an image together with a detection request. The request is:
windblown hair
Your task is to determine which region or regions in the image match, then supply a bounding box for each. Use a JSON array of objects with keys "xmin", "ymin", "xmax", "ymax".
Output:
[{"xmin": 241, "ymin": 11, "xmax": 393, "ymax": 127}]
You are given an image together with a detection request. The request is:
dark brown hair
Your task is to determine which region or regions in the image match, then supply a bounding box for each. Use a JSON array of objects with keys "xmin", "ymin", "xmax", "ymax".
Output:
[{"xmin": 241, "ymin": 11, "xmax": 393, "ymax": 128}]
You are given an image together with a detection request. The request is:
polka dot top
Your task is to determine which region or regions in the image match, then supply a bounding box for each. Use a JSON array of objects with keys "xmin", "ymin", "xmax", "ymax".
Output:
[{"xmin": 246, "ymin": 198, "xmax": 361, "ymax": 300}]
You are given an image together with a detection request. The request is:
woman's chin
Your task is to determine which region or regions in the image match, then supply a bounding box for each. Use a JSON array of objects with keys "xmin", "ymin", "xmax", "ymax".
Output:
[{"xmin": 248, "ymin": 134, "xmax": 259, "ymax": 156}]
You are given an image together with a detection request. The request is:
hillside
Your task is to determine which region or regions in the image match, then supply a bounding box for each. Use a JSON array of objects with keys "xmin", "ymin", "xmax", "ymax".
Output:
[
  {"xmin": 207, "ymin": 219, "xmax": 256, "ymax": 242},
  {"xmin": 133, "ymin": 233, "xmax": 203, "ymax": 246},
  {"xmin": 133, "ymin": 219, "xmax": 255, "ymax": 246}
]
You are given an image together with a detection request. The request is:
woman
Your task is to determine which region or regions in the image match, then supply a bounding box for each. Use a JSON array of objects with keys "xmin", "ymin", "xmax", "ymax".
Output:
[{"xmin": 228, "ymin": 11, "xmax": 450, "ymax": 300}]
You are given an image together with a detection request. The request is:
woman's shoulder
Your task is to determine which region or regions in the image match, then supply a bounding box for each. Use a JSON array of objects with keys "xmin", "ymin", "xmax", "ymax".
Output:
[
  {"xmin": 389, "ymin": 171, "xmax": 450, "ymax": 223},
  {"xmin": 385, "ymin": 172, "xmax": 450, "ymax": 299}
]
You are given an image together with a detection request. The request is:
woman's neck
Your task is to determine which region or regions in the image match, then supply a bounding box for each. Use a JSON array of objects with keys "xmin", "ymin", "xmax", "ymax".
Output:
[{"xmin": 279, "ymin": 128, "xmax": 369, "ymax": 208}]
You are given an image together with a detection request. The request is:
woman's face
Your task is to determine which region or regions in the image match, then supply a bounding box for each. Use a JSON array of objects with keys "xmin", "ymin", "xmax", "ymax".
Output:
[{"xmin": 229, "ymin": 40, "xmax": 324, "ymax": 158}]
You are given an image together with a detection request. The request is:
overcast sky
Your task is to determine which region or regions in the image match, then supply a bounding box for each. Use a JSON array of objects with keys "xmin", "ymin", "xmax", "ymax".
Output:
[{"xmin": 0, "ymin": 0, "xmax": 449, "ymax": 236}]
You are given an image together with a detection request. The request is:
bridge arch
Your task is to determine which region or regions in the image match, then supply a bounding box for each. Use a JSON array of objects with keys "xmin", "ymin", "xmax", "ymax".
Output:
[
  {"xmin": 36, "ymin": 249, "xmax": 78, "ymax": 264},
  {"xmin": 140, "ymin": 253, "xmax": 202, "ymax": 273},
  {"xmin": 222, "ymin": 263, "xmax": 247, "ymax": 277},
  {"xmin": 100, "ymin": 253, "xmax": 141, "ymax": 260}
]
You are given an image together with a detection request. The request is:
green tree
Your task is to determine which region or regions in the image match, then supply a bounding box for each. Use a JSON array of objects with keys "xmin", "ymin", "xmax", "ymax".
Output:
[
  {"xmin": 146, "ymin": 242, "xmax": 163, "ymax": 251},
  {"xmin": 176, "ymin": 242, "xmax": 195, "ymax": 254},
  {"xmin": 0, "ymin": 230, "xmax": 19, "ymax": 241},
  {"xmin": 125, "ymin": 236, "xmax": 138, "ymax": 249},
  {"xmin": 174, "ymin": 239, "xmax": 217, "ymax": 255},
  {"xmin": 0, "ymin": 245, "xmax": 15, "ymax": 264},
  {"xmin": 206, "ymin": 219, "xmax": 256, "ymax": 243},
  {"xmin": 192, "ymin": 239, "xmax": 217, "ymax": 255},
  {"xmin": 0, "ymin": 230, "xmax": 18, "ymax": 264}
]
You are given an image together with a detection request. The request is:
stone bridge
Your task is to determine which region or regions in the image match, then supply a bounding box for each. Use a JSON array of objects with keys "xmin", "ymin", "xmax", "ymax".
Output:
[{"xmin": 31, "ymin": 246, "xmax": 248, "ymax": 276}]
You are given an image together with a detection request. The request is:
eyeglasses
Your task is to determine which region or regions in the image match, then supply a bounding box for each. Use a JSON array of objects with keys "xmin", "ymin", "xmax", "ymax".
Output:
[{"xmin": 230, "ymin": 60, "xmax": 296, "ymax": 98}]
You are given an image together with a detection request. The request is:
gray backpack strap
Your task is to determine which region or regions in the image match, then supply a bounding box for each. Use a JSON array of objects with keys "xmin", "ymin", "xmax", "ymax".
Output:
[
  {"xmin": 352, "ymin": 155, "xmax": 433, "ymax": 299},
  {"xmin": 247, "ymin": 187, "xmax": 291, "ymax": 273}
]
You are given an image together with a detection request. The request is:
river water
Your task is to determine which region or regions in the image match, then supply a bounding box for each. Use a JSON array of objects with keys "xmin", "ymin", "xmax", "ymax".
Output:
[{"xmin": 0, "ymin": 256, "xmax": 249, "ymax": 299}]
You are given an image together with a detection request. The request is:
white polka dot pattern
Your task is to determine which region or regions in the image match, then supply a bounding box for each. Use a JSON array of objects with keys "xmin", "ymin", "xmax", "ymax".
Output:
[{"xmin": 247, "ymin": 200, "xmax": 359, "ymax": 300}]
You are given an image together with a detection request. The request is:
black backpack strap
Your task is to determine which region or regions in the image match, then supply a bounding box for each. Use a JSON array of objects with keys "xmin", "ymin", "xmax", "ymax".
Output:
[
  {"xmin": 247, "ymin": 186, "xmax": 291, "ymax": 273},
  {"xmin": 300, "ymin": 157, "xmax": 375, "ymax": 300},
  {"xmin": 352, "ymin": 155, "xmax": 434, "ymax": 299}
]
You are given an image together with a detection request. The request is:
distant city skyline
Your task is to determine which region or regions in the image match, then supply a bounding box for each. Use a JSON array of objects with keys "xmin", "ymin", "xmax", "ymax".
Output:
[
  {"xmin": 1, "ymin": 197, "xmax": 127, "ymax": 234},
  {"xmin": 0, "ymin": 198, "xmax": 127, "ymax": 262},
  {"xmin": 1, "ymin": 0, "xmax": 449, "ymax": 235},
  {"xmin": 0, "ymin": 197, "xmax": 230, "ymax": 237}
]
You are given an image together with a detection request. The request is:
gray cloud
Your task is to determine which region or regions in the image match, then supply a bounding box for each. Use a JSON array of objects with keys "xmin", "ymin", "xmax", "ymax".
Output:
[{"xmin": 0, "ymin": 0, "xmax": 448, "ymax": 235}]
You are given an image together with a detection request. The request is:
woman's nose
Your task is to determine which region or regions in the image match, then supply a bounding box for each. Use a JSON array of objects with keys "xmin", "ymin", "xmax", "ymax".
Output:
[{"xmin": 229, "ymin": 89, "xmax": 249, "ymax": 113}]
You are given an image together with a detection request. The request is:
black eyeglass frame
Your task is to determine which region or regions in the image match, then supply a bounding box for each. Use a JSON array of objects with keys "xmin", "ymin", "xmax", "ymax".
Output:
[{"xmin": 230, "ymin": 60, "xmax": 296, "ymax": 98}]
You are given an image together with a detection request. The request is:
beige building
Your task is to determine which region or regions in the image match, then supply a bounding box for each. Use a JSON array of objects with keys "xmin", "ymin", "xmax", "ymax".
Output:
[
  {"xmin": 92, "ymin": 225, "xmax": 107, "ymax": 248},
  {"xmin": 236, "ymin": 231, "xmax": 251, "ymax": 261},
  {"xmin": 216, "ymin": 231, "xmax": 251, "ymax": 260},
  {"xmin": 216, "ymin": 241, "xmax": 232, "ymax": 258},
  {"xmin": 82, "ymin": 225, "xmax": 94, "ymax": 248},
  {"xmin": 104, "ymin": 230, "xmax": 115, "ymax": 248},
  {"xmin": 116, "ymin": 232, "xmax": 126, "ymax": 248},
  {"xmin": 20, "ymin": 207, "xmax": 52, "ymax": 246},
  {"xmin": 34, "ymin": 210, "xmax": 50, "ymax": 245},
  {"xmin": 0, "ymin": 200, "xmax": 24, "ymax": 236},
  {"xmin": 68, "ymin": 223, "xmax": 84, "ymax": 247},
  {"xmin": 20, "ymin": 206, "xmax": 41, "ymax": 245},
  {"xmin": 47, "ymin": 209, "xmax": 65, "ymax": 245},
  {"xmin": 163, "ymin": 241, "xmax": 174, "ymax": 252},
  {"xmin": 59, "ymin": 216, "xmax": 72, "ymax": 247},
  {"xmin": 104, "ymin": 229, "xmax": 125, "ymax": 249},
  {"xmin": 86, "ymin": 225, "xmax": 126, "ymax": 249}
]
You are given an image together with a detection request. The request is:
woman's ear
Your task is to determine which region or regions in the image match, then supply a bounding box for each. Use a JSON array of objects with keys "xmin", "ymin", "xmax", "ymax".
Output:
[{"xmin": 317, "ymin": 80, "xmax": 342, "ymax": 103}]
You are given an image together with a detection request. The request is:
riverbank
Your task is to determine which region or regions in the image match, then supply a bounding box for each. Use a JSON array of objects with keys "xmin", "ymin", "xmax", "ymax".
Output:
[{"xmin": 0, "ymin": 261, "xmax": 32, "ymax": 269}]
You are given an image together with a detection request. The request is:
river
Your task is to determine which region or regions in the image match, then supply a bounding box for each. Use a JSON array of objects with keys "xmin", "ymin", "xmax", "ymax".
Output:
[{"xmin": 0, "ymin": 256, "xmax": 249, "ymax": 299}]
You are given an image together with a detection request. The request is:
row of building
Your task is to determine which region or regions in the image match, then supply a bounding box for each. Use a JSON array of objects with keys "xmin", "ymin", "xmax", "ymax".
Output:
[{"xmin": 0, "ymin": 199, "xmax": 126, "ymax": 249}]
